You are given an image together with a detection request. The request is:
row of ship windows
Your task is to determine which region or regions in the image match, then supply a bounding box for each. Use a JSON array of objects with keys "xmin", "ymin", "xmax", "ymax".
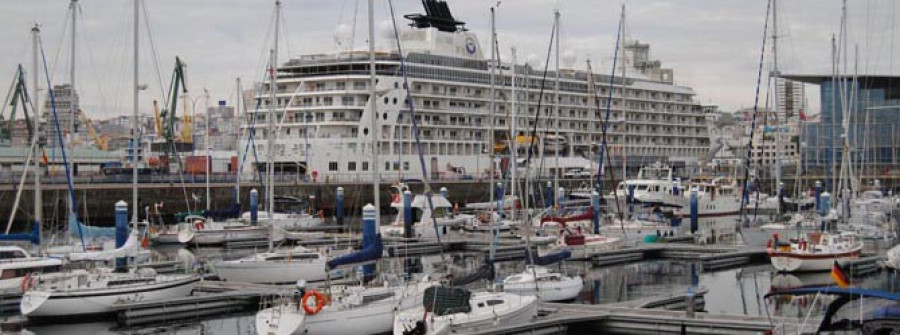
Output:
[{"xmin": 328, "ymin": 161, "xmax": 410, "ymax": 172}]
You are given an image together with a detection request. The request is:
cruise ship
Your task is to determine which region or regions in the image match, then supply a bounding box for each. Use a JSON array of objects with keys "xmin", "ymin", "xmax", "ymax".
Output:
[{"xmin": 246, "ymin": 0, "xmax": 710, "ymax": 182}]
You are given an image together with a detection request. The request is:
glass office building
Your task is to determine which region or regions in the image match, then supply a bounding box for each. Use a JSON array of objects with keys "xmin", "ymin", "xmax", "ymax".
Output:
[{"xmin": 785, "ymin": 75, "xmax": 900, "ymax": 190}]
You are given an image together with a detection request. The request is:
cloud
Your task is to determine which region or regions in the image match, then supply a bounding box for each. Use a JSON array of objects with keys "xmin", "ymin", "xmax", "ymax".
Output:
[{"xmin": 1, "ymin": 0, "xmax": 897, "ymax": 120}]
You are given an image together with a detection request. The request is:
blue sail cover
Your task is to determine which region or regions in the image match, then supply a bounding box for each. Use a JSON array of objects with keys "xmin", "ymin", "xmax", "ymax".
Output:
[
  {"xmin": 0, "ymin": 221, "xmax": 41, "ymax": 245},
  {"xmin": 532, "ymin": 249, "xmax": 571, "ymax": 266},
  {"xmin": 205, "ymin": 203, "xmax": 241, "ymax": 221},
  {"xmin": 326, "ymin": 234, "xmax": 383, "ymax": 269},
  {"xmin": 68, "ymin": 214, "xmax": 117, "ymax": 239}
]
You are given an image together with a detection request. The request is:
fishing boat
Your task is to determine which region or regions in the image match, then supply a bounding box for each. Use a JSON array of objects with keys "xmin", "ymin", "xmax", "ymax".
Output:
[
  {"xmin": 20, "ymin": 268, "xmax": 199, "ymax": 318},
  {"xmin": 766, "ymin": 231, "xmax": 862, "ymax": 272},
  {"xmin": 393, "ymin": 286, "xmax": 538, "ymax": 335}
]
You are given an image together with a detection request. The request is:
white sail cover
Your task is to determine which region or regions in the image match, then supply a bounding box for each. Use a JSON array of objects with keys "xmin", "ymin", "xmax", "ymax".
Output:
[{"xmin": 67, "ymin": 230, "xmax": 140, "ymax": 262}]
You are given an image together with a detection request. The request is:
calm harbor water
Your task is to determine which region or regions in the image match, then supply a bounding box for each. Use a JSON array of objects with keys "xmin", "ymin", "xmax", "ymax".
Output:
[{"xmin": 26, "ymin": 239, "xmax": 900, "ymax": 334}]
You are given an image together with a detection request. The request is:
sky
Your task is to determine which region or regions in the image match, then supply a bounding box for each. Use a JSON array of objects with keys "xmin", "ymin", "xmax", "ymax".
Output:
[{"xmin": 1, "ymin": 0, "xmax": 899, "ymax": 120}]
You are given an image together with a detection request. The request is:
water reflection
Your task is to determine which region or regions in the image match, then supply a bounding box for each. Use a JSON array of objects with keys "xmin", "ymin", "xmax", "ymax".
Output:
[{"xmin": 22, "ymin": 243, "xmax": 900, "ymax": 334}]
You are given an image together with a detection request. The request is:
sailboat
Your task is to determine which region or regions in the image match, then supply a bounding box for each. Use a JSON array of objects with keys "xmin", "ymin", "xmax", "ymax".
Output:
[
  {"xmin": 20, "ymin": 0, "xmax": 200, "ymax": 318},
  {"xmin": 0, "ymin": 38, "xmax": 65, "ymax": 293},
  {"xmin": 254, "ymin": 4, "xmax": 438, "ymax": 333},
  {"xmin": 393, "ymin": 285, "xmax": 538, "ymax": 335},
  {"xmin": 394, "ymin": 4, "xmax": 539, "ymax": 334}
]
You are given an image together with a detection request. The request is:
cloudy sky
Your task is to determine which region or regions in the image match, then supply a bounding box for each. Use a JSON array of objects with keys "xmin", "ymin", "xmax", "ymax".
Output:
[{"xmin": 1, "ymin": 0, "xmax": 898, "ymax": 120}]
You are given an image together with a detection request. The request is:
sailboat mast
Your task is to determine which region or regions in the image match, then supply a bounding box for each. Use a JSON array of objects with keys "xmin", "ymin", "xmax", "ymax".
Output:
[
  {"xmin": 510, "ymin": 47, "xmax": 517, "ymax": 221},
  {"xmin": 235, "ymin": 78, "xmax": 242, "ymax": 205},
  {"xmin": 772, "ymin": 0, "xmax": 782, "ymax": 198},
  {"xmin": 268, "ymin": 0, "xmax": 280, "ymax": 221},
  {"xmin": 69, "ymin": 0, "xmax": 77, "ymax": 217},
  {"xmin": 367, "ymin": 0, "xmax": 380, "ymax": 223},
  {"xmin": 488, "ymin": 5, "xmax": 496, "ymax": 261},
  {"xmin": 553, "ymin": 9, "xmax": 560, "ymax": 206},
  {"xmin": 204, "ymin": 89, "xmax": 210, "ymax": 212},
  {"xmin": 132, "ymin": 0, "xmax": 140, "ymax": 223},
  {"xmin": 32, "ymin": 24, "xmax": 42, "ymax": 227},
  {"xmin": 620, "ymin": 5, "xmax": 627, "ymax": 181}
]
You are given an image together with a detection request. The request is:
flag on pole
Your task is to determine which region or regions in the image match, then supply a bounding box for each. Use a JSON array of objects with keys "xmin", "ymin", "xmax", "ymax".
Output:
[
  {"xmin": 830, "ymin": 260, "xmax": 850, "ymax": 288},
  {"xmin": 798, "ymin": 109, "xmax": 808, "ymax": 122}
]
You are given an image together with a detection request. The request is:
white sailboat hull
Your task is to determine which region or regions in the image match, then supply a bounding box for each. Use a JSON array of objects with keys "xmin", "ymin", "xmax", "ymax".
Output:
[
  {"xmin": 504, "ymin": 276, "xmax": 583, "ymax": 302},
  {"xmin": 20, "ymin": 275, "xmax": 199, "ymax": 317},
  {"xmin": 768, "ymin": 247, "xmax": 862, "ymax": 272},
  {"xmin": 215, "ymin": 261, "xmax": 331, "ymax": 284}
]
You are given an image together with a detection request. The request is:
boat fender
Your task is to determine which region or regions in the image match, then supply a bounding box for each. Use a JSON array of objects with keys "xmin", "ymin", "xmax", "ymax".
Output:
[
  {"xmin": 766, "ymin": 239, "xmax": 772, "ymax": 249},
  {"xmin": 194, "ymin": 219, "xmax": 205, "ymax": 230},
  {"xmin": 20, "ymin": 274, "xmax": 33, "ymax": 292},
  {"xmin": 301, "ymin": 290, "xmax": 327, "ymax": 315}
]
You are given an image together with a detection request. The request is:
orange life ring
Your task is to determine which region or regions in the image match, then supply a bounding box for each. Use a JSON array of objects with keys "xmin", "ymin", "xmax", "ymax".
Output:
[
  {"xmin": 194, "ymin": 219, "xmax": 205, "ymax": 230},
  {"xmin": 301, "ymin": 290, "xmax": 326, "ymax": 315}
]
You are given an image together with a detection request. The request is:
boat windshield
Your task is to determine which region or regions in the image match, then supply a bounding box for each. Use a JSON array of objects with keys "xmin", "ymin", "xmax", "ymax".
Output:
[{"xmin": 0, "ymin": 250, "xmax": 27, "ymax": 260}]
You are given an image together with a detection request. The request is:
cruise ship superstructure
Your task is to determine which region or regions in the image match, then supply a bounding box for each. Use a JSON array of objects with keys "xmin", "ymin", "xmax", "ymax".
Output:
[{"xmin": 246, "ymin": 1, "xmax": 710, "ymax": 182}]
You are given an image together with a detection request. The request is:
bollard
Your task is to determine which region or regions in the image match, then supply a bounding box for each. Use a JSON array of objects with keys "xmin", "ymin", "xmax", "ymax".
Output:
[
  {"xmin": 336, "ymin": 187, "xmax": 345, "ymax": 227},
  {"xmin": 403, "ymin": 191, "xmax": 414, "ymax": 238},
  {"xmin": 820, "ymin": 191, "xmax": 831, "ymax": 230},
  {"xmin": 361, "ymin": 203, "xmax": 377, "ymax": 280},
  {"xmin": 627, "ymin": 184, "xmax": 636, "ymax": 216},
  {"xmin": 545, "ymin": 181, "xmax": 553, "ymax": 208},
  {"xmin": 115, "ymin": 200, "xmax": 129, "ymax": 272},
  {"xmin": 440, "ymin": 187, "xmax": 448, "ymax": 199},
  {"xmin": 591, "ymin": 191, "xmax": 600, "ymax": 234},
  {"xmin": 814, "ymin": 181, "xmax": 822, "ymax": 213},
  {"xmin": 250, "ymin": 189, "xmax": 259, "ymax": 224},
  {"xmin": 689, "ymin": 188, "xmax": 698, "ymax": 234},
  {"xmin": 685, "ymin": 288, "xmax": 696, "ymax": 318},
  {"xmin": 777, "ymin": 181, "xmax": 785, "ymax": 214},
  {"xmin": 496, "ymin": 182, "xmax": 505, "ymax": 218}
]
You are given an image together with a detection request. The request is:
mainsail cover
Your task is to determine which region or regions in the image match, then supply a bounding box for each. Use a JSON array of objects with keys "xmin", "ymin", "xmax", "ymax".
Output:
[
  {"xmin": 67, "ymin": 230, "xmax": 140, "ymax": 261},
  {"xmin": 326, "ymin": 234, "xmax": 383, "ymax": 269},
  {"xmin": 532, "ymin": 249, "xmax": 571, "ymax": 266}
]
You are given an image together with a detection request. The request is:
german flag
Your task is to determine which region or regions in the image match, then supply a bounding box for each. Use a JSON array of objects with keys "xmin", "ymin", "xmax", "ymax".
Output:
[{"xmin": 830, "ymin": 260, "xmax": 850, "ymax": 288}]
